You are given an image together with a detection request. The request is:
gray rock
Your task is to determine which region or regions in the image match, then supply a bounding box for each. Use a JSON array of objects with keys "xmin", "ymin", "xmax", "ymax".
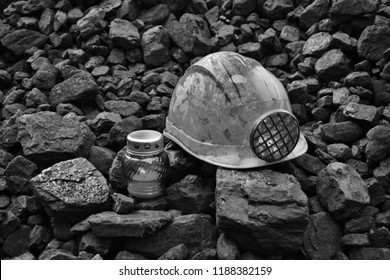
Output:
[
  {"xmin": 299, "ymin": 0, "xmax": 329, "ymax": 29},
  {"xmin": 79, "ymin": 231, "xmax": 113, "ymax": 257},
  {"xmin": 50, "ymin": 71, "xmax": 98, "ymax": 106},
  {"xmin": 0, "ymin": 70, "xmax": 12, "ymax": 89},
  {"xmin": 344, "ymin": 215, "xmax": 375, "ymax": 233},
  {"xmin": 0, "ymin": 149, "xmax": 14, "ymax": 169},
  {"xmin": 216, "ymin": 233, "xmax": 240, "ymax": 260},
  {"xmin": 12, "ymin": 252, "xmax": 36, "ymax": 260},
  {"xmin": 105, "ymin": 100, "xmax": 142, "ymax": 118},
  {"xmin": 232, "ymin": 0, "xmax": 256, "ymax": 15},
  {"xmin": 263, "ymin": 0, "xmax": 294, "ymax": 20},
  {"xmin": 330, "ymin": 0, "xmax": 378, "ymax": 24},
  {"xmin": 5, "ymin": 155, "xmax": 36, "ymax": 194},
  {"xmin": 190, "ymin": 248, "xmax": 217, "ymax": 260},
  {"xmin": 140, "ymin": 113, "xmax": 165, "ymax": 132},
  {"xmin": 344, "ymin": 72, "xmax": 372, "ymax": 89},
  {"xmin": 111, "ymin": 193, "xmax": 135, "ymax": 214},
  {"xmin": 279, "ymin": 25, "xmax": 300, "ymax": 43},
  {"xmin": 2, "ymin": 89, "xmax": 25, "ymax": 106},
  {"xmin": 126, "ymin": 91, "xmax": 151, "ymax": 106},
  {"xmin": 332, "ymin": 87, "xmax": 350, "ymax": 106},
  {"xmin": 8, "ymin": 195, "xmax": 40, "ymax": 220},
  {"xmin": 108, "ymin": 116, "xmax": 142, "ymax": 148},
  {"xmin": 166, "ymin": 13, "xmax": 212, "ymax": 56},
  {"xmin": 237, "ymin": 42, "xmax": 265, "ymax": 61},
  {"xmin": 140, "ymin": 4, "xmax": 170, "ymax": 25},
  {"xmin": 373, "ymin": 157, "xmax": 390, "ymax": 193},
  {"xmin": 342, "ymin": 233, "xmax": 370, "ymax": 247},
  {"xmin": 349, "ymin": 248, "xmax": 390, "ymax": 260},
  {"xmin": 135, "ymin": 197, "xmax": 168, "ymax": 211},
  {"xmin": 29, "ymin": 225, "xmax": 51, "ymax": 254},
  {"xmin": 87, "ymin": 111, "xmax": 121, "ymax": 134},
  {"xmin": 165, "ymin": 149, "xmax": 201, "ymax": 185},
  {"xmin": 16, "ymin": 112, "xmax": 95, "ymax": 164},
  {"xmin": 125, "ymin": 214, "xmax": 217, "ymax": 258},
  {"xmin": 343, "ymin": 102, "xmax": 381, "ymax": 125},
  {"xmin": 3, "ymin": 225, "xmax": 31, "ymax": 257},
  {"xmin": 315, "ymin": 49, "xmax": 351, "ymax": 82},
  {"xmin": 326, "ymin": 143, "xmax": 352, "ymax": 161},
  {"xmin": 109, "ymin": 18, "xmax": 140, "ymax": 50},
  {"xmin": 56, "ymin": 103, "xmax": 83, "ymax": 116},
  {"xmin": 332, "ymin": 31, "xmax": 358, "ymax": 52},
  {"xmin": 214, "ymin": 24, "xmax": 235, "ymax": 47},
  {"xmin": 115, "ymin": 250, "xmax": 149, "ymax": 260},
  {"xmin": 87, "ymin": 146, "xmax": 116, "ymax": 176},
  {"xmin": 108, "ymin": 147, "xmax": 127, "ymax": 192},
  {"xmin": 68, "ymin": 7, "xmax": 83, "ymax": 24},
  {"xmin": 372, "ymin": 78, "xmax": 390, "ymax": 107},
  {"xmin": 302, "ymin": 212, "xmax": 343, "ymax": 260},
  {"xmin": 165, "ymin": 175, "xmax": 214, "ymax": 214},
  {"xmin": 2, "ymin": 104, "xmax": 27, "ymax": 119},
  {"xmin": 30, "ymin": 158, "xmax": 110, "ymax": 223},
  {"xmin": 320, "ymin": 121, "xmax": 363, "ymax": 143},
  {"xmin": 365, "ymin": 126, "xmax": 390, "ymax": 165},
  {"xmin": 216, "ymin": 168, "xmax": 308, "ymax": 255},
  {"xmin": 1, "ymin": 29, "xmax": 48, "ymax": 56},
  {"xmin": 76, "ymin": 8, "xmax": 107, "ymax": 39},
  {"xmin": 158, "ymin": 244, "xmax": 188, "ymax": 260},
  {"xmin": 358, "ymin": 25, "xmax": 390, "ymax": 62},
  {"xmin": 293, "ymin": 154, "xmax": 327, "ymax": 174},
  {"xmin": 39, "ymin": 8, "xmax": 55, "ymax": 35},
  {"xmin": 88, "ymin": 210, "xmax": 175, "ymax": 237},
  {"xmin": 303, "ymin": 32, "xmax": 333, "ymax": 57},
  {"xmin": 25, "ymin": 88, "xmax": 49, "ymax": 108},
  {"xmin": 141, "ymin": 25, "xmax": 170, "ymax": 68},
  {"xmin": 39, "ymin": 249, "xmax": 78, "ymax": 260},
  {"xmin": 0, "ymin": 210, "xmax": 21, "ymax": 239},
  {"xmin": 375, "ymin": 211, "xmax": 390, "ymax": 227},
  {"xmin": 317, "ymin": 162, "xmax": 370, "ymax": 221}
]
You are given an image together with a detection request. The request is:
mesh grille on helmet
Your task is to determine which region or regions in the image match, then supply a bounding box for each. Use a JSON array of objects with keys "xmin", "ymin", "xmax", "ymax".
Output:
[{"xmin": 251, "ymin": 111, "xmax": 300, "ymax": 162}]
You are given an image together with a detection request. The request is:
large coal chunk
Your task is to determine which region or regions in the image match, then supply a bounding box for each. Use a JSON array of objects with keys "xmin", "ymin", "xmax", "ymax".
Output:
[
  {"xmin": 317, "ymin": 162, "xmax": 370, "ymax": 221},
  {"xmin": 315, "ymin": 49, "xmax": 351, "ymax": 82},
  {"xmin": 215, "ymin": 168, "xmax": 309, "ymax": 255},
  {"xmin": 87, "ymin": 210, "xmax": 176, "ymax": 237},
  {"xmin": 302, "ymin": 212, "xmax": 343, "ymax": 260},
  {"xmin": 30, "ymin": 158, "xmax": 110, "ymax": 223},
  {"xmin": 166, "ymin": 13, "xmax": 211, "ymax": 56},
  {"xmin": 109, "ymin": 18, "xmax": 140, "ymax": 49},
  {"xmin": 365, "ymin": 125, "xmax": 390, "ymax": 165},
  {"xmin": 49, "ymin": 71, "xmax": 98, "ymax": 107},
  {"xmin": 125, "ymin": 214, "xmax": 217, "ymax": 258},
  {"xmin": 0, "ymin": 29, "xmax": 48, "ymax": 56},
  {"xmin": 358, "ymin": 25, "xmax": 390, "ymax": 62},
  {"xmin": 16, "ymin": 112, "xmax": 95, "ymax": 165},
  {"xmin": 330, "ymin": 0, "xmax": 378, "ymax": 24},
  {"xmin": 320, "ymin": 121, "xmax": 363, "ymax": 144}
]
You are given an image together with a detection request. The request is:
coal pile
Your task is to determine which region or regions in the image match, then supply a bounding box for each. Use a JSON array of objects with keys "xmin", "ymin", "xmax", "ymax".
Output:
[{"xmin": 1, "ymin": 0, "xmax": 390, "ymax": 260}]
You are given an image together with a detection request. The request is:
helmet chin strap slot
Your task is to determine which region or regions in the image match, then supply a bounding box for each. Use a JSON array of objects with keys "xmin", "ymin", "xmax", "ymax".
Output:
[{"xmin": 251, "ymin": 110, "xmax": 300, "ymax": 162}]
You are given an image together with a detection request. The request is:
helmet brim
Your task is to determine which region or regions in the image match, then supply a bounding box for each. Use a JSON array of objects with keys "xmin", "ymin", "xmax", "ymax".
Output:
[{"xmin": 164, "ymin": 119, "xmax": 308, "ymax": 169}]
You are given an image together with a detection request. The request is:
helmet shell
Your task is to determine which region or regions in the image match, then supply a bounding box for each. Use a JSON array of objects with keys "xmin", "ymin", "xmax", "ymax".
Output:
[{"xmin": 164, "ymin": 52, "xmax": 307, "ymax": 168}]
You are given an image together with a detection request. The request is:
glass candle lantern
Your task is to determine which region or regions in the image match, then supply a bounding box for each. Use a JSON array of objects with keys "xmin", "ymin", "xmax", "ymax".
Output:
[{"xmin": 122, "ymin": 130, "xmax": 169, "ymax": 199}]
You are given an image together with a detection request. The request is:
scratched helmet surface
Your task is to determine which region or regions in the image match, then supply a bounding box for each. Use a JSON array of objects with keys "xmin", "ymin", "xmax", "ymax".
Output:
[{"xmin": 164, "ymin": 51, "xmax": 307, "ymax": 169}]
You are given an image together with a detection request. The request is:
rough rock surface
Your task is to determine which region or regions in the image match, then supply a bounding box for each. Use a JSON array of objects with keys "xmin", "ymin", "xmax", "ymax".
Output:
[
  {"xmin": 1, "ymin": 29, "xmax": 48, "ymax": 56},
  {"xmin": 317, "ymin": 162, "xmax": 370, "ymax": 221},
  {"xmin": 87, "ymin": 210, "xmax": 175, "ymax": 237},
  {"xmin": 30, "ymin": 158, "xmax": 110, "ymax": 223},
  {"xmin": 215, "ymin": 168, "xmax": 309, "ymax": 255},
  {"xmin": 17, "ymin": 112, "xmax": 95, "ymax": 165},
  {"xmin": 165, "ymin": 175, "xmax": 214, "ymax": 214},
  {"xmin": 125, "ymin": 214, "xmax": 217, "ymax": 258},
  {"xmin": 49, "ymin": 71, "xmax": 99, "ymax": 106},
  {"xmin": 302, "ymin": 212, "xmax": 343, "ymax": 260}
]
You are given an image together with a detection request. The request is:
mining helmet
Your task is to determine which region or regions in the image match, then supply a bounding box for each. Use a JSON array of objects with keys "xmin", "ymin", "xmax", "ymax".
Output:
[{"xmin": 164, "ymin": 52, "xmax": 308, "ymax": 169}]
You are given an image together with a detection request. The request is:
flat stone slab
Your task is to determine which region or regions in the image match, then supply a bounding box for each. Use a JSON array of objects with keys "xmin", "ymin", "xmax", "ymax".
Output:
[
  {"xmin": 30, "ymin": 158, "xmax": 110, "ymax": 223},
  {"xmin": 88, "ymin": 210, "xmax": 176, "ymax": 237}
]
